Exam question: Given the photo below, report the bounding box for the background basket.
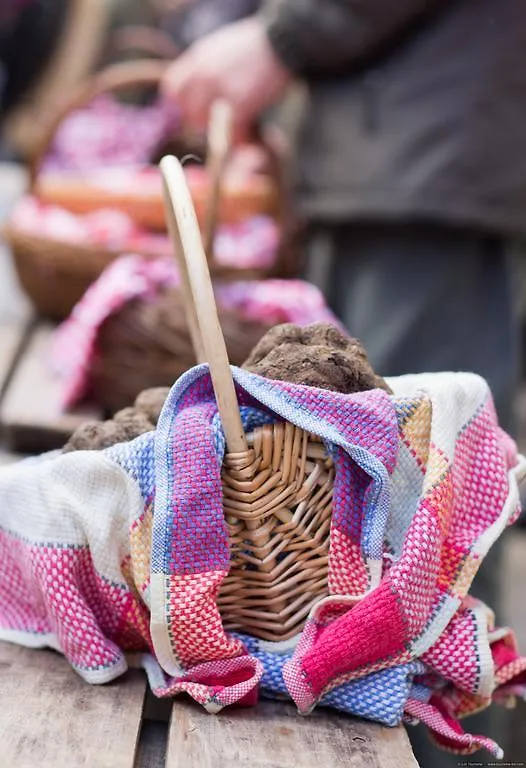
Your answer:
[3,60,293,321]
[90,285,273,414]
[160,155,332,642]
[3,60,166,320]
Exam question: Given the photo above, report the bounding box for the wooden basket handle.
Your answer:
[160,154,248,454]
[28,59,170,190]
[202,100,233,262]
[202,107,298,278]
[257,122,299,279]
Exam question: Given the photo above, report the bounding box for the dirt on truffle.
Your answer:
[133,387,171,425]
[63,388,169,453]
[63,323,390,452]
[242,323,392,394]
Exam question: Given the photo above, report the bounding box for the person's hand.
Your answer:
[161,17,293,141]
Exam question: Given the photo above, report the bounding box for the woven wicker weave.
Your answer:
[1,228,156,321]
[161,155,332,642]
[90,286,272,414]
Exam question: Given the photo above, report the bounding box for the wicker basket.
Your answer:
[3,60,292,321]
[90,286,273,414]
[160,155,332,642]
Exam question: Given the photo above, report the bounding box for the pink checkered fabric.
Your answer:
[10,195,174,255]
[152,653,264,712]
[404,697,504,758]
[280,388,524,712]
[52,255,179,408]
[42,95,180,173]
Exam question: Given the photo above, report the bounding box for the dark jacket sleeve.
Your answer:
[261,0,450,77]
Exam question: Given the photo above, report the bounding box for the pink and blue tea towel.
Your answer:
[0,367,525,758]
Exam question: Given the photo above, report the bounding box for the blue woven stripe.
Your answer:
[238,633,423,725]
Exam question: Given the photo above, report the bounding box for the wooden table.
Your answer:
[0,163,419,767]
[0,642,418,768]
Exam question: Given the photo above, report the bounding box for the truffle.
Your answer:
[242,323,391,394]
[63,323,390,453]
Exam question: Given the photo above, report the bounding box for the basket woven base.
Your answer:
[219,422,333,642]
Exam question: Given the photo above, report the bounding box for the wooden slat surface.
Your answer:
[0,321,102,452]
[0,643,147,768]
[0,318,29,399]
[502,530,526,760]
[0,450,22,465]
[167,698,418,768]
[0,163,31,324]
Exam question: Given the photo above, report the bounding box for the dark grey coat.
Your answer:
[263,0,526,236]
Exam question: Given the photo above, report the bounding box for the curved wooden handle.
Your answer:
[202,100,233,262]
[258,122,299,279]
[160,154,248,454]
[28,59,169,189]
[202,106,297,277]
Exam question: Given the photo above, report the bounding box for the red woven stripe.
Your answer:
[300,581,408,697]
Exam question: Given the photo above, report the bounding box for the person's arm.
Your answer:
[262,0,448,77]
[161,0,450,137]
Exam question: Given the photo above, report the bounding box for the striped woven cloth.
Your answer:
[0,368,525,758]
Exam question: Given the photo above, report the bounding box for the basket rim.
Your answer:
[2,221,279,282]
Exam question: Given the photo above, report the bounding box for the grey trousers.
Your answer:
[303,221,522,767]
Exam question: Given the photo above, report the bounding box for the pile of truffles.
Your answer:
[64,322,390,452]
[63,387,169,452]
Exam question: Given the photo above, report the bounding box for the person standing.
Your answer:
[161,1,526,763]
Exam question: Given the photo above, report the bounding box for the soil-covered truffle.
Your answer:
[63,323,390,452]
[133,387,171,425]
[63,388,166,452]
[242,323,391,394]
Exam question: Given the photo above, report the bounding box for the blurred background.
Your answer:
[0,1,525,766]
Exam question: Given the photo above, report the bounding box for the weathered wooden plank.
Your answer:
[501,530,526,760]
[0,318,30,399]
[134,691,171,768]
[503,530,526,649]
[0,642,147,768]
[0,450,23,466]
[0,163,32,323]
[0,321,102,452]
[167,698,419,768]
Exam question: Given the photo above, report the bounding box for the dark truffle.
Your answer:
[63,393,160,453]
[134,387,171,425]
[242,323,391,394]
[63,323,390,453]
